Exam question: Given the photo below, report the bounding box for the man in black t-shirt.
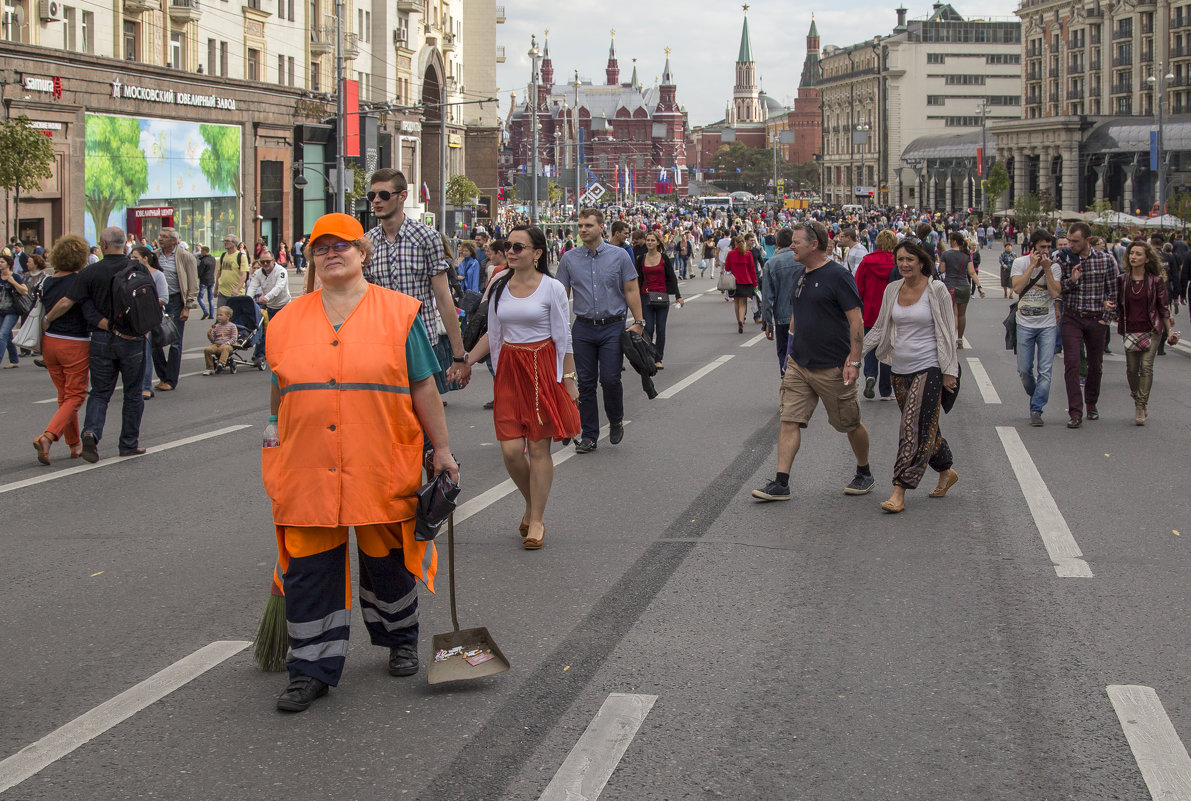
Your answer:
[753,220,875,502]
[42,226,147,462]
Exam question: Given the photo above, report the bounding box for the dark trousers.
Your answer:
[253,303,286,361]
[151,292,185,387]
[572,319,624,441]
[863,325,893,397]
[84,330,146,453]
[774,323,790,375]
[642,303,669,361]
[1061,314,1105,418]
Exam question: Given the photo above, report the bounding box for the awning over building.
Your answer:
[1082,115,1191,154]
[901,130,997,162]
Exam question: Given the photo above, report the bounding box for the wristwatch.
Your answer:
[847,360,862,368]
[452,356,466,363]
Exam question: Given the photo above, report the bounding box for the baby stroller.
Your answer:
[223,296,267,372]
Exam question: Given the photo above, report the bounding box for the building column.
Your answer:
[1061,145,1080,211]
[1123,156,1137,213]
[1038,148,1052,201]
[1093,158,1108,204]
[1014,149,1028,208]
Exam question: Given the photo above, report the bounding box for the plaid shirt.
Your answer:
[364,217,450,344]
[1058,247,1118,321]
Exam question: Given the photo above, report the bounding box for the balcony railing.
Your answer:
[495,4,505,22]
[1172,44,1190,58]
[1112,26,1132,40]
[1049,66,1060,77]
[1067,88,1084,99]
[1090,58,1102,70]
[1113,55,1132,67]
[343,31,359,59]
[395,0,422,11]
[495,44,505,62]
[123,0,159,13]
[310,26,334,55]
[1111,81,1131,94]
[167,0,200,21]
[1069,62,1084,73]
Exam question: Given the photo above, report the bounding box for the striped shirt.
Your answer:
[207,321,239,345]
[364,217,450,345]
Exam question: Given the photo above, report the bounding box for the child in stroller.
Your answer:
[222,296,268,372]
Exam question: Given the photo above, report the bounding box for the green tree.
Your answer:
[199,124,241,197]
[547,180,563,204]
[0,116,56,242]
[345,168,368,209]
[1167,191,1191,225]
[504,185,517,203]
[84,115,148,237]
[445,174,479,207]
[1088,199,1116,239]
[710,142,772,193]
[1014,193,1043,233]
[982,162,1010,216]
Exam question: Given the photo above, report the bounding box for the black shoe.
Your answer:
[1103,349,1113,355]
[609,422,624,445]
[574,438,597,454]
[119,448,147,457]
[863,377,876,399]
[81,432,99,463]
[34,358,46,368]
[844,473,876,495]
[388,644,419,677]
[1086,405,1099,420]
[214,362,224,374]
[276,675,329,712]
[1067,416,1082,429]
[483,400,495,409]
[751,479,791,501]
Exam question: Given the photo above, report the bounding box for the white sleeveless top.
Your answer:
[890,290,938,374]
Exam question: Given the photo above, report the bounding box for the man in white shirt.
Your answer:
[1010,229,1061,427]
[839,227,868,276]
[246,250,291,367]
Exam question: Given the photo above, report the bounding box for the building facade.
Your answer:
[0,0,500,247]
[818,4,1021,208]
[503,34,690,202]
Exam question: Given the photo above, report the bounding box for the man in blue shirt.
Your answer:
[555,209,645,453]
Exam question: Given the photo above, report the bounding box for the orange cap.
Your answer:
[309,213,364,244]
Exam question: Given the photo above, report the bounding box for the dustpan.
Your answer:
[427,514,510,684]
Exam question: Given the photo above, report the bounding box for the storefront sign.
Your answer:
[134,207,175,218]
[399,121,420,134]
[24,76,63,99]
[29,121,62,136]
[110,78,237,110]
[448,133,462,149]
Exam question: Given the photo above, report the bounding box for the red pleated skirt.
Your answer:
[493,339,581,442]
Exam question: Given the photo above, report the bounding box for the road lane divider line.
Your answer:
[0,640,249,795]
[1107,685,1191,800]
[741,332,766,348]
[538,693,657,801]
[454,422,622,525]
[966,357,1002,404]
[656,355,734,399]
[0,425,253,495]
[995,426,1093,578]
[961,336,972,349]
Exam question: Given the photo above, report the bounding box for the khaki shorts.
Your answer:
[779,361,862,432]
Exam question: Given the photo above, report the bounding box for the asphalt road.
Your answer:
[3,251,1191,800]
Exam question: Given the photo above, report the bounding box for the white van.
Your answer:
[701,196,733,209]
[841,204,864,215]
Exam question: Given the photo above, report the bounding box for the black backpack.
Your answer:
[110,262,163,336]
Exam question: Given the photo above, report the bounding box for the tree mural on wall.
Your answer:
[84,116,148,236]
[199,124,241,198]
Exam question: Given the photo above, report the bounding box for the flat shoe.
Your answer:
[880,499,905,513]
[929,469,959,498]
[33,436,52,465]
[523,524,545,550]
[519,520,529,539]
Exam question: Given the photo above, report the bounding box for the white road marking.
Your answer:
[35,369,244,404]
[656,355,734,399]
[1107,685,1191,800]
[538,693,658,801]
[965,357,1002,404]
[961,336,973,349]
[0,425,253,495]
[453,423,622,525]
[1173,340,1191,357]
[995,426,1093,578]
[0,640,249,795]
[741,332,766,348]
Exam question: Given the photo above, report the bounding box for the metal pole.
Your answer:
[980,107,987,214]
[529,36,539,225]
[1158,73,1165,216]
[573,71,581,217]
[334,0,345,214]
[439,96,447,234]
[772,133,777,199]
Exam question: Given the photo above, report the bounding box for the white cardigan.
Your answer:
[861,278,960,378]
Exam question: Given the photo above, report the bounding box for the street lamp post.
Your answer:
[572,70,582,218]
[528,35,542,224]
[334,0,345,213]
[854,123,870,207]
[976,103,989,215]
[1147,63,1175,215]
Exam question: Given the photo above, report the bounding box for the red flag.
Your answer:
[976,147,984,178]
[344,79,360,157]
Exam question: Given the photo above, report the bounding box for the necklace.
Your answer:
[1130,274,1145,295]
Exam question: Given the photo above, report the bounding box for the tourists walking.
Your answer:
[1116,240,1179,425]
[1058,222,1119,428]
[855,229,897,400]
[1011,230,1061,426]
[635,230,684,369]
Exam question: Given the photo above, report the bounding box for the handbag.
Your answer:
[717,269,736,292]
[151,315,180,347]
[644,291,670,308]
[941,362,962,414]
[12,301,43,350]
[1123,332,1152,352]
[12,287,33,318]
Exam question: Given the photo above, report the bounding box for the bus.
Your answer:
[700,196,733,209]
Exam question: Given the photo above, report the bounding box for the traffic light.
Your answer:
[498,187,506,200]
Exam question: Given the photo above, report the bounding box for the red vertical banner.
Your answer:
[976,147,984,178]
[344,79,360,157]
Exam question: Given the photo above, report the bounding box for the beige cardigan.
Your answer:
[861,278,960,377]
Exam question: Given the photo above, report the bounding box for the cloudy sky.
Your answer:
[494,0,1021,127]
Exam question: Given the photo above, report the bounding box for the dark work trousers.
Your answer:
[253,303,287,361]
[774,323,790,376]
[84,330,146,453]
[151,292,186,387]
[572,318,625,442]
[1061,313,1106,419]
[642,303,669,362]
[863,325,893,397]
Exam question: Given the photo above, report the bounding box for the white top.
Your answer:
[845,243,868,276]
[890,290,939,374]
[246,265,292,309]
[487,274,573,379]
[1011,255,1061,329]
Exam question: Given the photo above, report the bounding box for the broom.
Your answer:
[252,573,289,672]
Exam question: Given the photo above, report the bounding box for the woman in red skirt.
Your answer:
[464,225,580,549]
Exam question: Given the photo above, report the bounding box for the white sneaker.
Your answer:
[202,369,214,376]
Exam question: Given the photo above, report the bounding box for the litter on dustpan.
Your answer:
[435,646,493,663]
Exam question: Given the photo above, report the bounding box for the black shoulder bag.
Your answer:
[1003,268,1047,353]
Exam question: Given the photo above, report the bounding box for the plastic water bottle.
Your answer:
[262,415,280,448]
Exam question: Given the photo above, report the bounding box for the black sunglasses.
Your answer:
[367,189,404,202]
[508,242,534,254]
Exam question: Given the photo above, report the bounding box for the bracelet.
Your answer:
[562,371,577,381]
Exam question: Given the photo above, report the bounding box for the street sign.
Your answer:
[579,183,606,206]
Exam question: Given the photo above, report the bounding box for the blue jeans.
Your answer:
[0,312,19,364]
[673,255,689,279]
[642,303,669,361]
[197,283,215,317]
[1016,323,1058,414]
[572,319,624,442]
[142,337,155,393]
[151,293,185,387]
[862,325,892,397]
[84,331,146,453]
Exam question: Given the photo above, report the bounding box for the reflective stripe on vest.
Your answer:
[278,381,412,397]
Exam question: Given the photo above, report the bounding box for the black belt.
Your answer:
[575,313,625,326]
[1067,310,1103,319]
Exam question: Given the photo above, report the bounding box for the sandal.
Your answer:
[929,469,959,498]
[33,435,52,465]
[523,523,545,550]
[69,442,83,459]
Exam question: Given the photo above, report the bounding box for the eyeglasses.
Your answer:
[312,242,355,256]
[367,189,403,202]
[795,274,806,299]
[508,242,532,254]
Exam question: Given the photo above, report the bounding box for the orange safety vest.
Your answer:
[262,284,425,528]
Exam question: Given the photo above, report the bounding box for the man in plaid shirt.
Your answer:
[1057,222,1119,428]
[363,168,471,389]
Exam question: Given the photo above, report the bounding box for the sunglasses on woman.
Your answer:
[508,242,535,254]
[366,189,403,202]
[311,242,355,256]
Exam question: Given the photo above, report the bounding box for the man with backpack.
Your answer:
[42,226,160,461]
